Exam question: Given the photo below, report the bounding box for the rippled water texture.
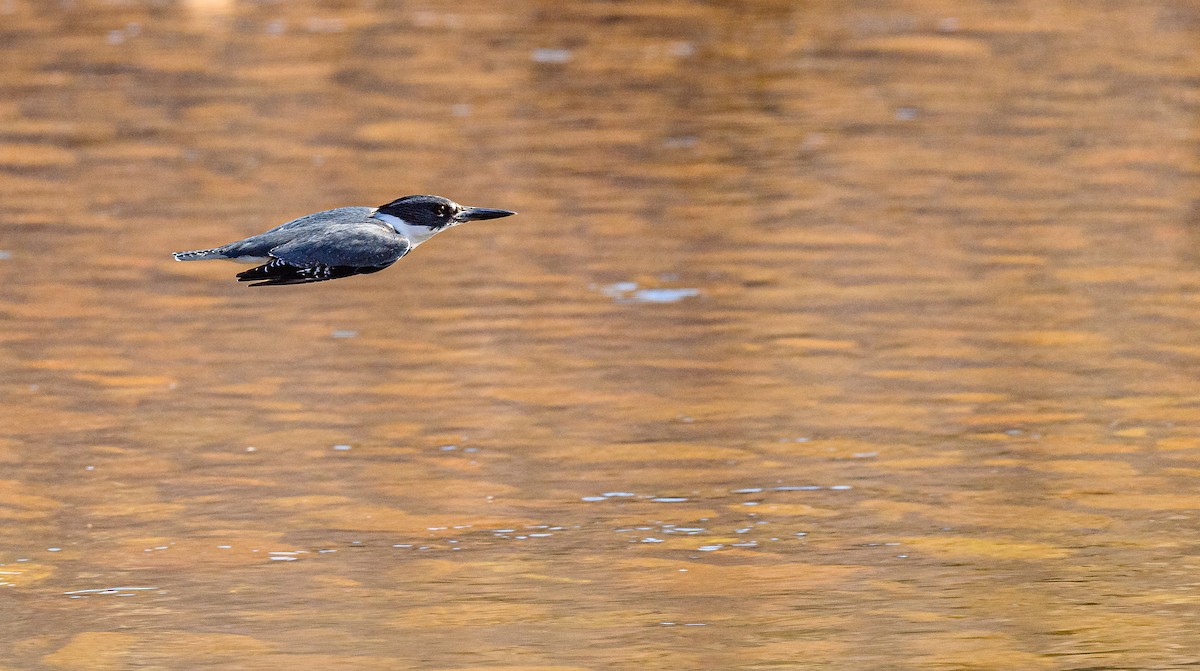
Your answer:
[3,1,1200,669]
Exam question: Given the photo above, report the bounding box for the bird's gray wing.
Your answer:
[236,222,411,287]
[271,223,410,268]
[216,207,376,260]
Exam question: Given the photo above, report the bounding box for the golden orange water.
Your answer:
[2,1,1200,669]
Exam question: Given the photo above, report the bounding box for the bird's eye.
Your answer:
[437,206,449,217]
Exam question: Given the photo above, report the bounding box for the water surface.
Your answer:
[2,1,1200,669]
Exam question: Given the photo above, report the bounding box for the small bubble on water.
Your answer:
[668,41,695,57]
[333,445,352,451]
[598,282,639,300]
[532,48,572,63]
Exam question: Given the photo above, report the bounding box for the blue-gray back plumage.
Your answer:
[173,207,410,286]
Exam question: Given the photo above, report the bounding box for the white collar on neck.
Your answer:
[372,211,437,245]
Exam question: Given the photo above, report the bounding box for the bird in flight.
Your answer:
[173,194,515,286]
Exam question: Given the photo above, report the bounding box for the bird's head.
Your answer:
[372,194,515,244]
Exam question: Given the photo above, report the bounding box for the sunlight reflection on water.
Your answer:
[3,1,1200,669]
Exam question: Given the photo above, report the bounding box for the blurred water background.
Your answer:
[2,1,1200,669]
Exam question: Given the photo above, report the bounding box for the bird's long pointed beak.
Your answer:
[456,206,516,222]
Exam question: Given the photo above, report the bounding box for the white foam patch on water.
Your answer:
[595,282,701,303]
[631,288,700,303]
[532,48,572,63]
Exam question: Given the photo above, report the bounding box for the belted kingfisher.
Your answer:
[172,194,516,286]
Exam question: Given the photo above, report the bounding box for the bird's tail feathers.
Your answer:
[173,247,226,261]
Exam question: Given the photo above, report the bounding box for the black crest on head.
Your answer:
[376,194,458,229]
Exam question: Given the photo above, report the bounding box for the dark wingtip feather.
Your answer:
[235,260,388,286]
[236,260,303,283]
